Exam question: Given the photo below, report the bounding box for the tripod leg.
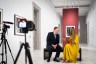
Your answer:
[4,40,7,64]
[25,47,27,64]
[6,40,14,62]
[14,43,24,64]
[0,40,6,64]
[0,40,4,64]
[26,48,33,64]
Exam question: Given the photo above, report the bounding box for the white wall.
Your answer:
[86,0,96,48]
[0,0,60,63]
[34,0,60,50]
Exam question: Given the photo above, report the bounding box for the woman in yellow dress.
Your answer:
[62,28,79,63]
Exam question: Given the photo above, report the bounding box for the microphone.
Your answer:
[3,21,13,24]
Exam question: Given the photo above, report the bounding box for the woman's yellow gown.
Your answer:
[62,35,79,63]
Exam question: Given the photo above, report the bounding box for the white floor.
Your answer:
[32,44,96,64]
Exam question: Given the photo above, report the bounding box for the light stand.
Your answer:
[14,31,33,64]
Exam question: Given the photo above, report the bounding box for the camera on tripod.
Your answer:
[0,21,14,64]
[18,19,35,33]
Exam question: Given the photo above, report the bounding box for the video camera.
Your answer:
[3,21,13,29]
[18,19,35,33]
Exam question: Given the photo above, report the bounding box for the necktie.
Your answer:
[54,34,56,39]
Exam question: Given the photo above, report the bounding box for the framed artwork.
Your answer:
[66,26,75,37]
[0,8,3,32]
[14,14,26,36]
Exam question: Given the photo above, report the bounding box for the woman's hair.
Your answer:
[70,27,75,35]
[70,27,76,41]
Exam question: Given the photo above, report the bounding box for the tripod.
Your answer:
[0,23,14,64]
[14,33,33,64]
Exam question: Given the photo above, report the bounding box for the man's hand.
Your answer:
[55,44,57,47]
[52,44,57,49]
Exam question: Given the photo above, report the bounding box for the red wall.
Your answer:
[62,8,78,46]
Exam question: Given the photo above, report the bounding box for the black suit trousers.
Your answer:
[47,45,62,60]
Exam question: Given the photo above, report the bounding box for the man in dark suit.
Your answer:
[46,27,63,62]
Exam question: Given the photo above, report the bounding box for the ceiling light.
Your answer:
[67,2,75,5]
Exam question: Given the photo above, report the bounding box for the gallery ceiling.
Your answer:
[50,0,92,16]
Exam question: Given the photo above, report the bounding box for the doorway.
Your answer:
[33,2,41,50]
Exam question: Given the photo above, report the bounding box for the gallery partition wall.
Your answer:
[62,8,78,46]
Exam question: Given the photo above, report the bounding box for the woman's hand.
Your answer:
[69,39,76,44]
[68,39,73,44]
[63,38,66,41]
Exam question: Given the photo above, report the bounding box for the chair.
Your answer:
[44,47,82,61]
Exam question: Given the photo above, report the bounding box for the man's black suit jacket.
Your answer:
[46,32,59,47]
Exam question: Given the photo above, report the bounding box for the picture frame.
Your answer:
[14,14,26,36]
[0,8,3,32]
[66,26,75,37]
